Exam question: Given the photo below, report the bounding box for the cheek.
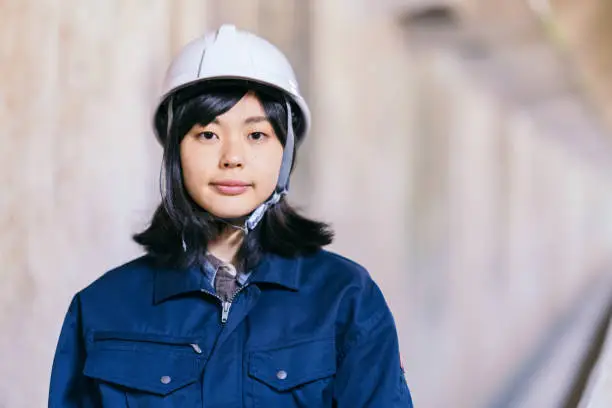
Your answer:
[255,147,284,188]
[180,150,211,194]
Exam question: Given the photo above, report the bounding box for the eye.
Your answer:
[248,132,268,142]
[196,131,218,141]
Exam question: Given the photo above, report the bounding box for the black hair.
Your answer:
[134,80,334,269]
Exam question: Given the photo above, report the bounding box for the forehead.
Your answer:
[217,91,266,122]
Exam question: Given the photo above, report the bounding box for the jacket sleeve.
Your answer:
[48,294,99,408]
[333,280,414,408]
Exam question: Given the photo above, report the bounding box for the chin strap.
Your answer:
[241,100,294,233]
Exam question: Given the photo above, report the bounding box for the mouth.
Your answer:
[210,180,252,196]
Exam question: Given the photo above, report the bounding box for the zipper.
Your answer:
[221,301,232,324]
[220,284,250,324]
[201,284,250,324]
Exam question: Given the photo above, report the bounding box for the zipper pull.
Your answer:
[221,301,231,324]
[190,343,202,354]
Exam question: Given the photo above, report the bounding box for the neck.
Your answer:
[207,226,245,264]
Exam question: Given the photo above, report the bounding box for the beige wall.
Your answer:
[402,4,612,406]
[547,0,612,127]
[0,1,205,406]
[580,315,612,407]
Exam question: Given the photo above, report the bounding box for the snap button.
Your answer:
[160,376,172,384]
[276,370,288,380]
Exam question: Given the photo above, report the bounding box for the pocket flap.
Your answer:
[84,348,204,395]
[248,338,336,392]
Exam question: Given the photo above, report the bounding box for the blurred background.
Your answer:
[2,0,612,407]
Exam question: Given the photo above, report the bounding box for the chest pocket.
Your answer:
[247,337,336,408]
[83,331,206,408]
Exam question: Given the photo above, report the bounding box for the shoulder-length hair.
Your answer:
[134,80,334,269]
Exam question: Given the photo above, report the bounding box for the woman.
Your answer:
[49,24,414,408]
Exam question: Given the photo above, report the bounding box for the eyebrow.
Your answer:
[208,116,269,125]
[244,116,269,125]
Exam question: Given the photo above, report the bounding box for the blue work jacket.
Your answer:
[49,249,414,407]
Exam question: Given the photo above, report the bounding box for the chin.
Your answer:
[204,205,257,220]
[211,211,251,220]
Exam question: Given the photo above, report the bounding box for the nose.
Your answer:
[220,138,244,169]
[222,156,243,169]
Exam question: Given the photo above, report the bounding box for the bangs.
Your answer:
[172,84,247,144]
[158,80,304,149]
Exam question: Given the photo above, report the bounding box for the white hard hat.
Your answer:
[153,24,311,145]
[155,24,309,234]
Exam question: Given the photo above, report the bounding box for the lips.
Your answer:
[210,180,251,196]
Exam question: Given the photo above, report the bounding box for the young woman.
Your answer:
[49,24,414,408]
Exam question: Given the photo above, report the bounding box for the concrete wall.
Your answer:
[547,0,612,128]
[309,1,612,406]
[580,315,612,407]
[0,1,204,406]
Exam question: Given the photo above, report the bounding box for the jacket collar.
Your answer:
[248,253,300,290]
[154,253,300,304]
